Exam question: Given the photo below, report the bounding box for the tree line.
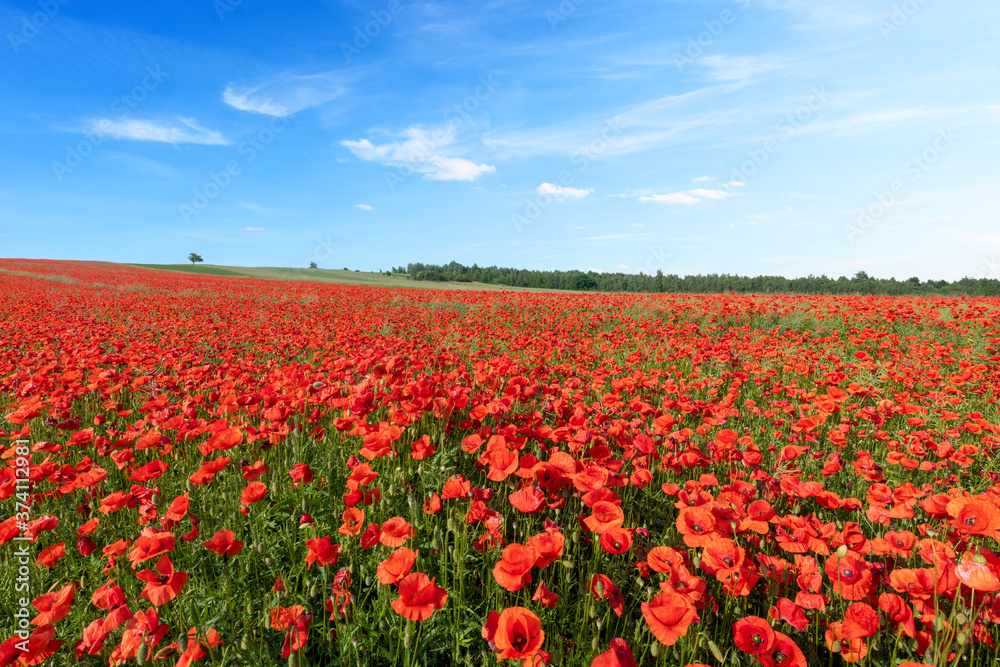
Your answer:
[389,262,1000,296]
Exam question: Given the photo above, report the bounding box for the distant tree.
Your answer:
[189,253,203,265]
[309,261,318,269]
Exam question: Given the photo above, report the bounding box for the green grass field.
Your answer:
[124,263,558,292]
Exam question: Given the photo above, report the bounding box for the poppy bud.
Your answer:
[595,617,603,630]
[447,518,457,534]
[309,582,319,597]
[831,641,841,653]
[957,632,967,646]
[137,643,148,665]
[955,612,968,625]
[650,643,660,657]
[178,635,189,652]
[561,560,574,570]
[154,647,175,659]
[265,557,274,566]
[301,498,308,513]
[933,617,944,632]
[708,640,724,662]
[287,652,298,667]
[835,544,848,558]
[591,637,599,650]
[404,626,413,650]
[240,634,250,651]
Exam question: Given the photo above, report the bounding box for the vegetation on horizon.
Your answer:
[398,261,1000,296]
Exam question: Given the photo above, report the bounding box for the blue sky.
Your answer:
[1,0,998,281]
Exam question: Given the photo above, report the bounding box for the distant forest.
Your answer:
[390,261,1000,296]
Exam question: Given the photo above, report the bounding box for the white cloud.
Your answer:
[355,204,374,211]
[242,226,264,231]
[725,181,746,187]
[692,176,713,183]
[341,125,495,182]
[536,182,593,200]
[88,117,226,145]
[223,72,345,117]
[639,193,701,205]
[699,55,786,82]
[689,188,737,200]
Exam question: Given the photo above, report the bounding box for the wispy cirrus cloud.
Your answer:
[86,117,227,145]
[223,72,346,117]
[341,125,495,182]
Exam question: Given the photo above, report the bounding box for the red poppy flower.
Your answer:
[641,591,699,646]
[92,580,128,610]
[242,459,269,482]
[824,551,872,600]
[532,581,559,609]
[526,531,564,569]
[30,583,75,625]
[188,456,230,486]
[509,485,546,514]
[840,602,879,640]
[305,535,342,569]
[390,572,448,621]
[488,607,545,663]
[583,501,625,534]
[360,523,381,549]
[289,463,314,486]
[136,555,188,606]
[423,492,442,514]
[599,526,633,555]
[37,542,66,568]
[203,529,244,556]
[377,548,418,585]
[111,608,170,665]
[128,529,175,567]
[733,616,774,655]
[163,492,190,526]
[591,638,637,667]
[240,481,268,505]
[493,543,537,592]
[129,459,168,482]
[339,507,365,537]
[759,631,806,667]
[676,506,718,547]
[379,517,415,547]
[410,434,436,460]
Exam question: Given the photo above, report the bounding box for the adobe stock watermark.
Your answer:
[512,115,624,233]
[214,0,243,21]
[643,246,673,276]
[179,116,288,223]
[7,0,69,53]
[671,0,750,71]
[11,439,32,653]
[296,234,338,271]
[723,85,832,193]
[844,126,958,244]
[52,65,168,183]
[341,0,406,63]
[878,0,931,39]
[384,74,499,192]
[545,0,588,30]
[976,255,999,280]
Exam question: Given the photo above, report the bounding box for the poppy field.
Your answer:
[3,258,1000,667]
